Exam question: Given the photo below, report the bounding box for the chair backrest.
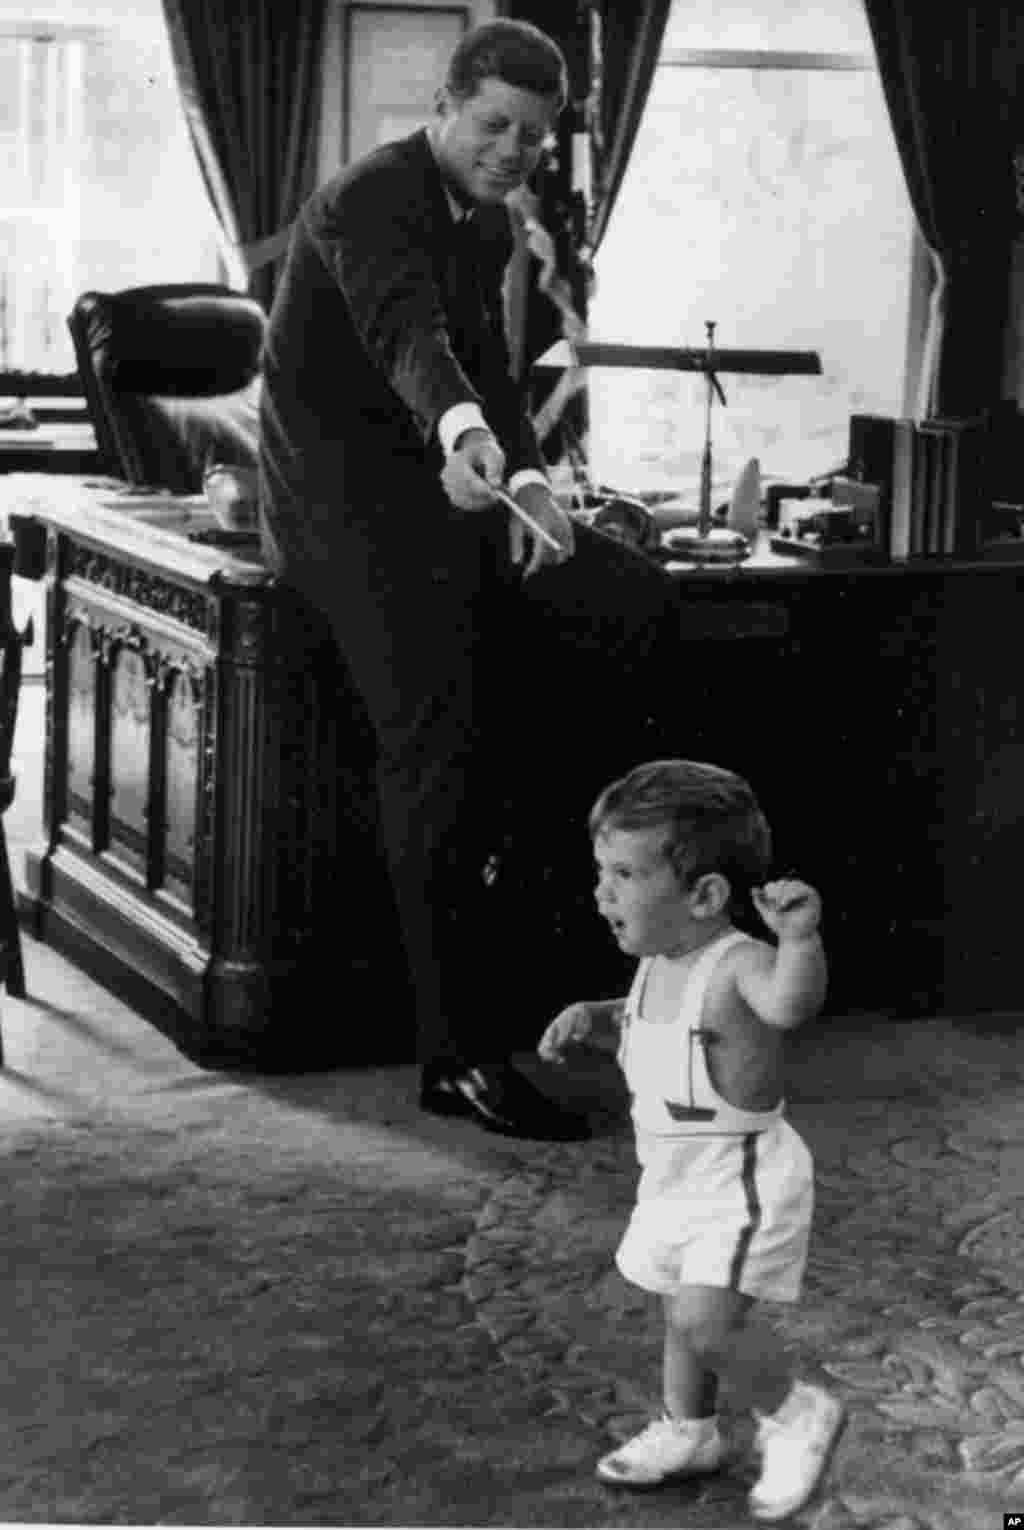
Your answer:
[67,283,267,494]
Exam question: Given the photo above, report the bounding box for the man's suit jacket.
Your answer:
[258,127,545,576]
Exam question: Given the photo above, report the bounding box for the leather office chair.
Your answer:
[67,283,266,493]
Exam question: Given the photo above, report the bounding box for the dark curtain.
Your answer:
[498,0,671,466]
[583,0,672,256]
[161,0,328,311]
[498,0,590,375]
[498,0,673,284]
[865,2,1022,417]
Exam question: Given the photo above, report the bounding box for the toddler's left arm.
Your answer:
[735,879,827,1029]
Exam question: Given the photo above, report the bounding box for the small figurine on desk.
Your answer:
[727,456,762,538]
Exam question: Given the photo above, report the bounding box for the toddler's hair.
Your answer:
[589,760,773,900]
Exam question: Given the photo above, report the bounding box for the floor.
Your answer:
[3,661,1024,1528]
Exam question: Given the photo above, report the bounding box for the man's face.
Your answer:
[593,825,699,958]
[434,77,558,205]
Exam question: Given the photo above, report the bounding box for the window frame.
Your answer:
[342,3,469,167]
[655,41,925,418]
[0,14,221,393]
[661,48,875,71]
[0,23,89,389]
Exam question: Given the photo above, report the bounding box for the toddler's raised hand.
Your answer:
[752,879,822,943]
[537,1002,592,1065]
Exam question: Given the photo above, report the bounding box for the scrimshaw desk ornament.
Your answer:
[575,324,822,565]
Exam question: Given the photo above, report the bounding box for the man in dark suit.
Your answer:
[259,19,679,1138]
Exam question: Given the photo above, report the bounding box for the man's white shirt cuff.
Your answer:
[508,469,550,495]
[438,406,550,496]
[439,402,489,457]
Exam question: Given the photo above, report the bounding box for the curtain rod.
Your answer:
[661,49,874,72]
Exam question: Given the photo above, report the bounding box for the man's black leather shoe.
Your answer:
[420,1061,590,1141]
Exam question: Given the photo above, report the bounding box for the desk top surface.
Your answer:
[0,474,269,588]
[0,424,95,449]
[3,472,1023,588]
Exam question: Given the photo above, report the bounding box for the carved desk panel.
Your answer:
[9,475,1024,1057]
[5,477,408,1067]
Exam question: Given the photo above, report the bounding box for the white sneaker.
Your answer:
[596,1414,726,1486]
[749,1381,846,1521]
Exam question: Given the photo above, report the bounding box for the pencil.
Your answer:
[489,483,564,553]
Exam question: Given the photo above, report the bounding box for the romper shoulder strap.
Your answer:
[617,958,650,1067]
[678,929,752,1031]
[624,957,651,1019]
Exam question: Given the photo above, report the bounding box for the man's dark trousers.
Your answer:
[287,499,681,1067]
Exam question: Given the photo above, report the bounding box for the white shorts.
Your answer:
[615,1118,813,1303]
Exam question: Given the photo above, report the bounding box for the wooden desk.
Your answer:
[7,474,1024,1066]
[6,475,407,1068]
[657,537,1024,1020]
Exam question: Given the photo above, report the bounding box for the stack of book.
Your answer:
[848,413,989,560]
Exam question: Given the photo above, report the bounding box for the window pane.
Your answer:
[666,0,872,54]
[76,28,220,292]
[0,3,221,375]
[587,62,912,494]
[347,7,467,162]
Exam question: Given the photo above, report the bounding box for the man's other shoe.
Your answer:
[749,1381,846,1521]
[419,1061,590,1140]
[596,1415,726,1487]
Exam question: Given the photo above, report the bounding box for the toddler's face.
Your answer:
[593,825,698,957]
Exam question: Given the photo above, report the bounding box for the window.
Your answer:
[0,2,222,378]
[345,6,468,165]
[586,0,915,497]
[317,0,489,185]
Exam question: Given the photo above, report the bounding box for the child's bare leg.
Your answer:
[596,1284,745,1486]
[662,1285,752,1419]
[716,1315,796,1417]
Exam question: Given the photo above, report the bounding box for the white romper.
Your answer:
[614,929,814,1302]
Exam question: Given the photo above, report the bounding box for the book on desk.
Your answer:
[848,412,988,561]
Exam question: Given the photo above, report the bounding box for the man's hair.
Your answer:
[445,20,568,110]
[589,760,773,898]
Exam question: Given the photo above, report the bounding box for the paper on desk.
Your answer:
[0,432,57,449]
[97,494,208,521]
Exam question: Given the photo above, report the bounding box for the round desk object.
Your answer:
[591,494,660,553]
[661,525,752,565]
[203,464,258,531]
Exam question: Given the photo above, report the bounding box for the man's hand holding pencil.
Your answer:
[441,427,574,575]
[499,479,574,575]
[441,428,507,509]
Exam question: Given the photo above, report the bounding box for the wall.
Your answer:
[316,0,497,186]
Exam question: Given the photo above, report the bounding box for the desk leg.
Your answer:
[203,584,277,1059]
